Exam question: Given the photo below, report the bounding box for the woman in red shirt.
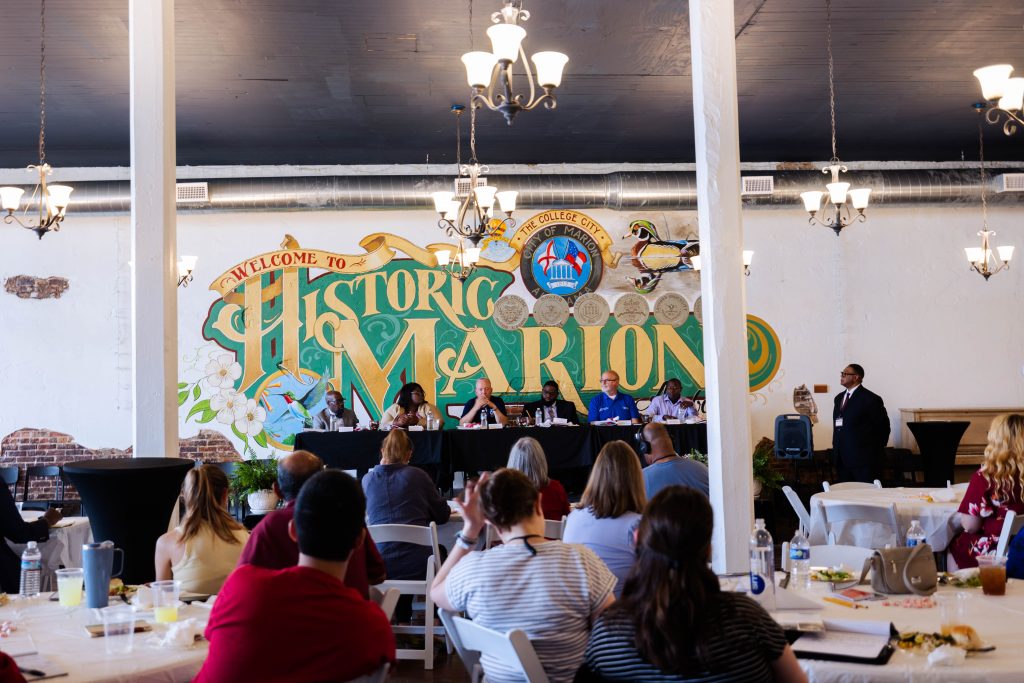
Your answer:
[507,436,570,521]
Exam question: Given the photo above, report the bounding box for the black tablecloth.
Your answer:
[294,430,443,476]
[590,423,709,457]
[444,426,593,473]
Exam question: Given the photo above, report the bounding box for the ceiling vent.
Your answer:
[454,176,487,198]
[994,173,1024,192]
[741,176,774,195]
[176,182,209,203]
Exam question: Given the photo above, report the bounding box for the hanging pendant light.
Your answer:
[965,122,1014,280]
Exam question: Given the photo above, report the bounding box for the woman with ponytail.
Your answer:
[581,486,806,682]
[155,464,250,594]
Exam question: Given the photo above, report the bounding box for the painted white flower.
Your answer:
[210,389,246,425]
[234,398,267,437]
[205,353,242,389]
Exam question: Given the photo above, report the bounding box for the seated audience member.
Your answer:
[950,413,1024,567]
[0,482,60,593]
[239,450,385,598]
[563,440,645,596]
[363,430,450,613]
[524,380,580,424]
[581,486,807,683]
[507,437,570,521]
[588,370,640,424]
[312,390,357,429]
[196,470,395,683]
[155,464,248,594]
[640,422,710,499]
[459,378,509,426]
[432,469,616,683]
[645,378,697,421]
[380,382,444,429]
[1008,526,1024,580]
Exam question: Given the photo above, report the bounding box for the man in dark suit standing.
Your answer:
[833,363,890,483]
[524,381,580,424]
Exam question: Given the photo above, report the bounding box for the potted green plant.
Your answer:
[229,456,280,513]
[752,437,783,497]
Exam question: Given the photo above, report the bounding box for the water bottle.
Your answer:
[749,519,776,610]
[789,527,811,591]
[425,413,435,431]
[535,408,543,426]
[480,407,489,429]
[328,415,338,431]
[906,519,926,547]
[20,541,42,598]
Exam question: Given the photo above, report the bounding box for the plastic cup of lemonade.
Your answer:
[101,605,137,654]
[936,592,967,635]
[55,568,84,607]
[976,554,1008,596]
[150,579,181,623]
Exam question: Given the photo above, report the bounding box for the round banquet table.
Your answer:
[8,513,92,592]
[808,486,966,550]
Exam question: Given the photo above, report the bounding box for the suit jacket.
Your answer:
[0,483,50,593]
[832,386,890,470]
[523,399,580,424]
[313,407,357,429]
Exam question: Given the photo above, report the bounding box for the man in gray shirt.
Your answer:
[639,422,709,499]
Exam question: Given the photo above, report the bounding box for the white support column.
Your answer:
[689,0,755,572]
[129,0,178,458]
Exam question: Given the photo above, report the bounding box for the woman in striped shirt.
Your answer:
[581,486,807,682]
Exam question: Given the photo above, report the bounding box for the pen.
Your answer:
[822,596,867,609]
[18,667,45,677]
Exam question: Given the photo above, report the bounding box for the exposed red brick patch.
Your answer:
[3,275,70,299]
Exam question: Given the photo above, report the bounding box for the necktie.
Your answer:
[840,391,851,412]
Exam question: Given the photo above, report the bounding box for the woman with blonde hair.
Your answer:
[950,413,1024,567]
[155,464,249,594]
[507,436,570,521]
[563,440,645,596]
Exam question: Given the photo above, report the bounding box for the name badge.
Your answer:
[834,418,843,428]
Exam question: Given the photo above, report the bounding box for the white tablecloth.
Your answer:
[4,595,209,682]
[809,488,964,550]
[792,580,1024,682]
[8,514,93,592]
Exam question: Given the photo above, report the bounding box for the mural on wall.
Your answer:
[180,211,781,451]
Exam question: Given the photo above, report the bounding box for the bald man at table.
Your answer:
[0,482,61,592]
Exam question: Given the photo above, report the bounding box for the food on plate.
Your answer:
[945,625,983,650]
[810,567,852,582]
[938,571,982,588]
[0,593,7,607]
[109,578,125,596]
[896,631,955,651]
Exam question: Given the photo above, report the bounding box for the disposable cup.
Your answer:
[55,568,84,608]
[101,605,136,654]
[977,554,1007,596]
[936,592,967,634]
[150,579,181,623]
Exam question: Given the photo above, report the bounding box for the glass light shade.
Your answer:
[997,245,1015,262]
[462,52,498,88]
[432,191,455,213]
[532,52,569,87]
[800,190,824,213]
[465,247,481,264]
[496,190,518,213]
[444,200,461,222]
[743,250,754,267]
[974,64,1014,101]
[848,188,872,210]
[690,255,701,271]
[0,186,25,211]
[998,77,1024,111]
[826,182,850,204]
[435,250,451,266]
[177,255,198,278]
[46,184,73,210]
[486,24,526,63]
[474,185,498,210]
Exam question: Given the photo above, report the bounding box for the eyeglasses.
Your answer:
[600,378,618,383]
[840,372,857,376]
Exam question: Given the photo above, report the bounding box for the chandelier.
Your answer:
[430,104,517,283]
[0,0,73,240]
[691,251,754,277]
[973,64,1024,136]
[177,255,198,288]
[461,0,568,125]
[965,123,1014,280]
[798,0,871,236]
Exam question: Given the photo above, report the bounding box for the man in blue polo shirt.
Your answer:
[587,370,641,424]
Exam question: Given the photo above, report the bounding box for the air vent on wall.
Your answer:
[454,176,486,198]
[176,182,209,203]
[741,176,774,195]
[994,173,1024,192]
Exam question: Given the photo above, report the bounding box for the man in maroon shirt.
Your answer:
[238,449,386,597]
[196,470,396,683]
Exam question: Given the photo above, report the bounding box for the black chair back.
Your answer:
[23,465,63,511]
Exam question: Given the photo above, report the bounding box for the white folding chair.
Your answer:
[781,486,811,533]
[996,510,1024,557]
[369,585,402,622]
[368,522,443,669]
[822,480,882,492]
[781,542,873,573]
[440,609,550,683]
[818,500,902,547]
[543,515,567,540]
[344,662,390,683]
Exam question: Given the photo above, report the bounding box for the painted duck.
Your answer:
[624,220,699,270]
